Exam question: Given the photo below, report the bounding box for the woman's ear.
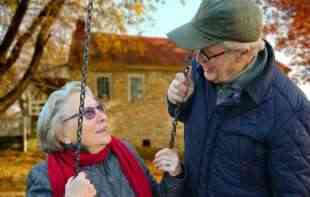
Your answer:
[55,116,69,144]
[57,127,72,145]
[63,137,72,145]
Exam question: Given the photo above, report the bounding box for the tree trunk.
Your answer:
[0,32,48,113]
[0,0,66,114]
[0,0,65,78]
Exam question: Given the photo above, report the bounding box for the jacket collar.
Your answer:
[244,41,275,104]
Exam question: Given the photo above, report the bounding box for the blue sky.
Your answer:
[130,1,201,37]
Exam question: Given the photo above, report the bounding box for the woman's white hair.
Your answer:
[37,81,91,153]
[223,38,266,55]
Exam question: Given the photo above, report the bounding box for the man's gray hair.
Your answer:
[37,81,91,153]
[223,38,266,54]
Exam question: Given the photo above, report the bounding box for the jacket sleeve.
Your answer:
[143,162,185,197]
[26,164,52,197]
[123,141,185,197]
[267,103,310,197]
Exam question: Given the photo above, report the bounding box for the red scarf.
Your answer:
[48,137,152,197]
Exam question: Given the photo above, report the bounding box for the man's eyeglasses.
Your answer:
[63,103,105,122]
[196,49,226,65]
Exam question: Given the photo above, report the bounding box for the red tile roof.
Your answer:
[69,20,189,69]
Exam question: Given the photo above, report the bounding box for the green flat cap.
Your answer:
[167,0,263,50]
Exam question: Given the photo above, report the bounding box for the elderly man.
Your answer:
[166,0,310,196]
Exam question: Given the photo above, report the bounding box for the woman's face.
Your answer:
[59,92,111,153]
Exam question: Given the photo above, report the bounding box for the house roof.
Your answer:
[69,20,189,71]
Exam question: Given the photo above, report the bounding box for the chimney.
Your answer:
[68,19,86,68]
[74,19,86,41]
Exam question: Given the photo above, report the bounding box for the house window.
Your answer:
[97,74,111,99]
[128,74,144,102]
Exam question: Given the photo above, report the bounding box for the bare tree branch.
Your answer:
[0,0,29,64]
[0,31,49,113]
[0,0,65,78]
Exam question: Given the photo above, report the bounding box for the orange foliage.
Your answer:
[132,2,144,16]
[263,0,310,66]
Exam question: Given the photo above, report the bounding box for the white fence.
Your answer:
[28,100,46,116]
[0,116,31,152]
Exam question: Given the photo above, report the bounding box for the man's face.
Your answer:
[196,44,248,83]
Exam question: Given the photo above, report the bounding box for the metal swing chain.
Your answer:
[165,59,191,180]
[168,58,192,149]
[76,0,94,174]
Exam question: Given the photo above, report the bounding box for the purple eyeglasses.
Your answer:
[63,103,105,122]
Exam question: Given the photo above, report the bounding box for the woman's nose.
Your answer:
[96,110,107,122]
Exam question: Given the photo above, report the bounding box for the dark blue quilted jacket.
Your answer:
[168,41,310,197]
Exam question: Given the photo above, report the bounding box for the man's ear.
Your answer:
[240,48,250,56]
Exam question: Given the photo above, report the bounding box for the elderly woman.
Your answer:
[27,81,184,197]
